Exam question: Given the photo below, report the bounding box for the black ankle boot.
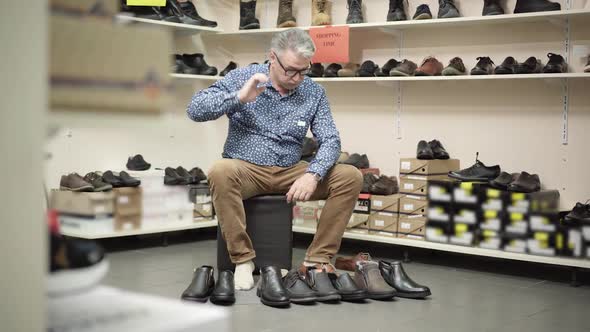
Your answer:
[177,0,218,27]
[387,0,407,21]
[240,0,260,30]
[482,0,504,16]
[346,0,363,24]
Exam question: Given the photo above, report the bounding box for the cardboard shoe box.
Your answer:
[453,207,479,225]
[115,214,141,231]
[189,184,211,204]
[370,194,403,213]
[369,212,398,233]
[527,232,557,257]
[450,223,476,246]
[426,226,449,243]
[348,213,370,229]
[399,195,428,215]
[480,210,504,231]
[397,215,426,240]
[400,158,460,175]
[50,15,171,113]
[114,188,142,216]
[50,190,115,217]
[427,179,455,203]
[529,214,558,233]
[427,204,452,223]
[478,230,502,250]
[354,194,371,214]
[504,212,528,235]
[400,175,449,196]
[194,203,214,220]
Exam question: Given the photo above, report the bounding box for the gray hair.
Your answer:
[270,28,316,59]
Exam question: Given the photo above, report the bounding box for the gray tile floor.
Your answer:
[101,231,590,332]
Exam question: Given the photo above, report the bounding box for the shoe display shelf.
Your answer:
[292,225,590,270]
[215,9,590,37]
[115,14,223,35]
[61,218,217,240]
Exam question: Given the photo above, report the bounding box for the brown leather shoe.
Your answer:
[354,261,396,300]
[335,252,372,272]
[416,56,443,76]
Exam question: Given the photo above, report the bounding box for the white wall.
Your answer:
[47,0,590,210]
[0,1,47,331]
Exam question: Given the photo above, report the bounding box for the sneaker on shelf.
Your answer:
[176,166,197,185]
[357,60,378,77]
[514,0,560,13]
[515,56,543,74]
[83,172,113,192]
[118,171,141,187]
[47,210,109,296]
[543,53,567,73]
[167,0,217,27]
[387,0,407,21]
[390,59,418,76]
[312,0,332,26]
[448,152,501,182]
[220,61,238,77]
[346,0,364,24]
[507,171,541,193]
[494,56,517,75]
[126,154,151,171]
[413,4,432,20]
[442,57,466,76]
[438,0,460,18]
[415,56,443,76]
[101,171,124,188]
[324,63,343,77]
[60,173,94,192]
[470,56,495,75]
[483,0,504,16]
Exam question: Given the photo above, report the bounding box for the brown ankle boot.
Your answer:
[312,0,331,26]
[277,0,296,28]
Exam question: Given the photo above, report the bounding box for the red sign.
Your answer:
[309,26,350,63]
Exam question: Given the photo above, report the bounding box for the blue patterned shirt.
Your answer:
[187,64,341,178]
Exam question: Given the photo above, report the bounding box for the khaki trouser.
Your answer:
[208,158,363,264]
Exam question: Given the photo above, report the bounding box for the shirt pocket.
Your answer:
[284,118,309,141]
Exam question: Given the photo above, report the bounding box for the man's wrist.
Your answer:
[306,172,322,182]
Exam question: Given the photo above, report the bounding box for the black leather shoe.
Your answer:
[282,270,317,304]
[514,0,560,13]
[543,53,567,73]
[379,260,431,299]
[324,63,343,77]
[127,154,151,171]
[152,4,182,22]
[515,57,543,74]
[178,0,218,27]
[302,267,341,302]
[176,166,199,184]
[101,171,124,188]
[489,172,518,190]
[357,60,378,77]
[182,53,218,76]
[428,139,449,159]
[181,265,215,302]
[189,167,207,183]
[240,0,260,30]
[417,140,434,160]
[118,171,141,187]
[257,266,290,307]
[380,59,401,76]
[340,153,370,169]
[220,61,238,76]
[210,270,235,305]
[483,0,504,15]
[165,167,189,185]
[448,153,501,182]
[507,171,541,193]
[564,202,590,225]
[306,63,324,78]
[329,273,367,301]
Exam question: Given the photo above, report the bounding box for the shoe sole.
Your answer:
[442,68,464,76]
[289,296,317,304]
[278,21,297,28]
[448,173,494,182]
[256,289,290,307]
[315,294,341,302]
[209,295,236,305]
[340,292,368,301]
[413,13,432,20]
[181,295,209,303]
[396,290,431,299]
[240,23,260,30]
[439,11,460,19]
[127,165,150,171]
[47,259,109,296]
[93,185,113,192]
[60,185,94,192]
[390,69,412,76]
[495,68,514,75]
[471,69,490,75]
[483,11,504,16]
[368,291,397,300]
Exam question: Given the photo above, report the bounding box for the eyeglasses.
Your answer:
[273,52,311,78]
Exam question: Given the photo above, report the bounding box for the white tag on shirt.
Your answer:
[297,121,306,127]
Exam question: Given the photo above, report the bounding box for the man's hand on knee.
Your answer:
[286,173,318,203]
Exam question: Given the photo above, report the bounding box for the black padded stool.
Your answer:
[217,195,293,272]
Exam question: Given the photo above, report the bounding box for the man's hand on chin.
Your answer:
[286,173,318,203]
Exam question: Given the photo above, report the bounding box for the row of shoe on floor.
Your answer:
[181,253,430,307]
[59,155,207,191]
[241,0,566,31]
[306,53,574,79]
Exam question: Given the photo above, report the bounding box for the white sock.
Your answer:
[234,260,255,291]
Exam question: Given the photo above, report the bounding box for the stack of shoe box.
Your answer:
[292,200,323,230]
[348,194,371,234]
[368,194,403,238]
[113,187,143,231]
[49,0,171,113]
[50,190,116,234]
[189,184,215,222]
[127,171,194,228]
[400,158,460,242]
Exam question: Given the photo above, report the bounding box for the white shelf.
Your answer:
[292,225,590,269]
[216,9,590,37]
[171,73,590,83]
[115,14,223,35]
[62,219,218,239]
